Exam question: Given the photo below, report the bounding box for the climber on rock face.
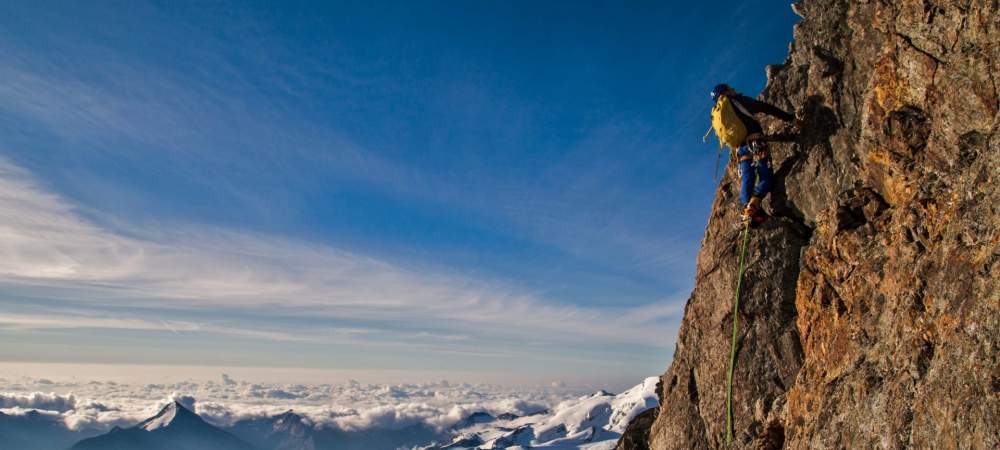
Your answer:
[708,83,799,228]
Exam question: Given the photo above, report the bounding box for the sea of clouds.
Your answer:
[0,374,590,434]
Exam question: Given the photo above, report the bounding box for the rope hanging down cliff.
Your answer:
[707,82,799,446]
[726,220,751,446]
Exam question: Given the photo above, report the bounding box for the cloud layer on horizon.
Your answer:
[0,375,584,433]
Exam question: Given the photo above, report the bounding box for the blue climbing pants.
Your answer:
[737,145,773,206]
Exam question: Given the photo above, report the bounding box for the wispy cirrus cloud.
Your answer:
[0,1,806,383]
[0,11,702,290]
[0,156,681,358]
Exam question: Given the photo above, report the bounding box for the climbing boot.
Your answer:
[742,196,768,228]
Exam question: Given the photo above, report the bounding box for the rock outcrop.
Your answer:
[630,1,999,449]
[615,406,659,450]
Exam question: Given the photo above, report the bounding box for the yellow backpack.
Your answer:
[709,95,748,150]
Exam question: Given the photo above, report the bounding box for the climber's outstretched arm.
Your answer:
[738,96,795,122]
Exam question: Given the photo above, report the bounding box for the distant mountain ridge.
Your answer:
[421,376,659,449]
[228,410,320,450]
[0,410,99,450]
[3,378,658,450]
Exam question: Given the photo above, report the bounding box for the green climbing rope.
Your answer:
[726,220,751,446]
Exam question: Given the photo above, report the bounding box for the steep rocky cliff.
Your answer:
[630,1,999,448]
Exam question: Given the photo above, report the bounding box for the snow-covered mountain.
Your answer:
[222,377,658,450]
[70,400,252,450]
[21,377,658,450]
[421,376,659,449]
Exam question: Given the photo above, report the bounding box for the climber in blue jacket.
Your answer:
[710,84,799,227]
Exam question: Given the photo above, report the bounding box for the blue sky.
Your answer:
[0,0,797,387]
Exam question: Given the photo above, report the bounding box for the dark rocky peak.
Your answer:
[466,411,494,421]
[452,411,495,429]
[440,433,483,449]
[274,409,304,425]
[71,400,252,450]
[271,409,314,436]
[496,412,519,421]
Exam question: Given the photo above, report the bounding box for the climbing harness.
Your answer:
[726,219,751,446]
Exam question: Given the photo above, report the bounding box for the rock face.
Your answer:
[636,1,999,449]
[615,406,659,450]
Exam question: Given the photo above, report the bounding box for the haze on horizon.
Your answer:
[0,0,798,387]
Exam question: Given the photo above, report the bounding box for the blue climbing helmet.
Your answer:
[710,84,732,101]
